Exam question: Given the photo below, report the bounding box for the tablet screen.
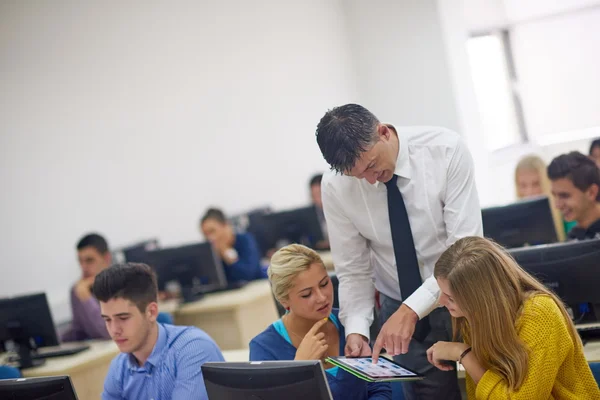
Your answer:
[333,357,419,379]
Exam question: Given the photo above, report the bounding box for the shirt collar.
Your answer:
[393,127,411,180]
[127,323,167,371]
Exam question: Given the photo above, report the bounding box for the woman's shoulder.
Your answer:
[250,323,280,346]
[517,294,567,334]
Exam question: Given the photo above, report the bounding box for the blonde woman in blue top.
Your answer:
[250,244,391,400]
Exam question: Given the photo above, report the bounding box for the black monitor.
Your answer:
[230,207,273,256]
[145,242,227,297]
[113,239,160,263]
[0,376,78,399]
[201,360,332,400]
[509,238,600,306]
[261,206,324,251]
[0,293,59,368]
[482,196,558,248]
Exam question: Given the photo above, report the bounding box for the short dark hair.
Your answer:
[77,233,109,254]
[547,151,600,201]
[316,104,380,173]
[590,138,600,156]
[201,207,227,225]
[309,173,323,188]
[92,263,158,313]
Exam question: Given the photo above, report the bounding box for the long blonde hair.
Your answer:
[515,154,566,241]
[434,236,580,392]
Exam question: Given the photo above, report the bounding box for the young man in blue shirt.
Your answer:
[93,263,224,400]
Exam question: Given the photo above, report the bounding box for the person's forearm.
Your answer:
[461,351,486,384]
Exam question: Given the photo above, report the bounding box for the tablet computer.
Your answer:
[326,356,424,382]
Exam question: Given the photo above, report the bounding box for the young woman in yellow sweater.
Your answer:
[426,236,600,399]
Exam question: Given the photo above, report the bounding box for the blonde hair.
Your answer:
[515,154,566,241]
[434,236,580,392]
[268,244,325,303]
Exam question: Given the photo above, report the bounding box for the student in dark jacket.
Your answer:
[200,208,265,283]
[250,244,391,400]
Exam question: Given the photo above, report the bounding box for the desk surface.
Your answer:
[176,280,273,314]
[20,341,119,377]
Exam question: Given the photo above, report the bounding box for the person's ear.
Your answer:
[586,183,599,202]
[279,298,290,311]
[147,302,159,322]
[377,123,386,139]
[103,252,112,266]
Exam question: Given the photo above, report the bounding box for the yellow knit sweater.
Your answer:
[465,295,600,399]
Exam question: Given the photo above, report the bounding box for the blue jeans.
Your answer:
[379,293,461,400]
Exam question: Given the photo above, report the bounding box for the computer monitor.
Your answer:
[230,207,273,256]
[0,293,59,368]
[0,376,78,399]
[509,238,600,306]
[201,360,333,400]
[260,206,324,251]
[482,196,558,248]
[113,239,160,264]
[145,242,227,297]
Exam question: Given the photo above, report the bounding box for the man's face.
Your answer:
[311,183,323,209]
[77,247,111,279]
[347,125,397,184]
[100,298,155,354]
[551,178,597,222]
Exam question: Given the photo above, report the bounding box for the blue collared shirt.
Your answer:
[102,323,224,400]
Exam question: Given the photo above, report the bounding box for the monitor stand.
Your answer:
[8,324,46,369]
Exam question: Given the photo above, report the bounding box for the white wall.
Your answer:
[439,0,600,207]
[0,0,359,322]
[343,0,460,131]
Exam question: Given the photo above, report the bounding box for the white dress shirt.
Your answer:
[321,126,482,340]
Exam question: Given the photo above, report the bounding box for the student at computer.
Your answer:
[62,233,111,342]
[94,263,224,400]
[514,154,573,239]
[250,244,392,400]
[309,173,330,250]
[547,151,600,240]
[200,208,265,282]
[590,138,600,168]
[426,236,600,399]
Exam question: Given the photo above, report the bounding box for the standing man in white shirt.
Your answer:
[316,104,482,400]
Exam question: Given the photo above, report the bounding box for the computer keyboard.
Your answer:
[576,322,600,341]
[8,343,90,362]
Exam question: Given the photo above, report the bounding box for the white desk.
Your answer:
[222,348,250,362]
[174,280,279,350]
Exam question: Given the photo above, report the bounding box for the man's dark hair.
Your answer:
[316,104,380,173]
[77,233,109,254]
[590,138,600,156]
[309,173,323,188]
[92,263,158,313]
[547,151,600,201]
[201,207,227,225]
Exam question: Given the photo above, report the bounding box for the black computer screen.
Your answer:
[482,196,557,248]
[202,360,332,400]
[145,242,227,293]
[509,238,600,304]
[0,292,59,350]
[0,376,78,400]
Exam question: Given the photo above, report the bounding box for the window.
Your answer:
[466,31,527,151]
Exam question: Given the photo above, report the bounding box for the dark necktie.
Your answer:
[385,174,430,342]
